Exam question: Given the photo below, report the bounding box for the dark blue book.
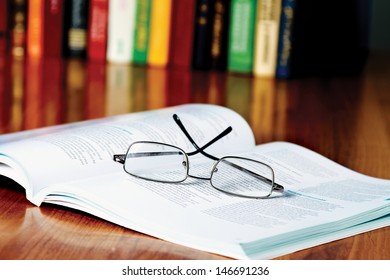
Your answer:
[276,0,371,79]
[276,0,296,79]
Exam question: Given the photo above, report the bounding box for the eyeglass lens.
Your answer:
[124,142,188,183]
[211,157,274,198]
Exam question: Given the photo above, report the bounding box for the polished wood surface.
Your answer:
[0,52,389,259]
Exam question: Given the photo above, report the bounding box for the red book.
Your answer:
[169,0,196,68]
[43,0,64,57]
[87,0,108,61]
[0,0,8,55]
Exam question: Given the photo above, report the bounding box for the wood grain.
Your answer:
[0,52,389,259]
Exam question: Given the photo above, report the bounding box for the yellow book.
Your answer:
[147,0,172,67]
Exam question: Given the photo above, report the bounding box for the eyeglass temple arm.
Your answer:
[113,154,126,164]
[113,151,182,164]
[173,114,232,161]
[113,114,231,164]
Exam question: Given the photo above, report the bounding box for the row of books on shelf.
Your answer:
[1,0,370,78]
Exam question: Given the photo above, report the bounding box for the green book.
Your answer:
[228,0,257,73]
[132,0,152,64]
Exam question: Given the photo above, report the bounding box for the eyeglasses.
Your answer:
[113,114,284,199]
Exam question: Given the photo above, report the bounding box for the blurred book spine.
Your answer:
[27,0,64,58]
[87,0,108,62]
[63,0,89,58]
[227,0,257,73]
[148,0,173,67]
[210,0,231,70]
[43,0,64,58]
[192,0,215,70]
[27,0,44,57]
[253,0,282,77]
[276,0,295,78]
[169,0,196,69]
[9,0,27,58]
[133,0,151,65]
[106,0,136,64]
[276,0,371,79]
[0,0,9,56]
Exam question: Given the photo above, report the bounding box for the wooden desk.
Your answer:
[0,52,389,259]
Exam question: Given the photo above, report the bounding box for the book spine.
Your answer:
[253,0,282,77]
[169,0,196,69]
[275,0,295,78]
[43,0,64,58]
[132,0,152,65]
[63,0,89,58]
[355,0,371,71]
[9,0,27,58]
[228,0,257,74]
[27,0,44,57]
[192,0,215,70]
[87,0,108,61]
[106,0,136,64]
[210,0,231,71]
[148,0,173,67]
[0,0,8,55]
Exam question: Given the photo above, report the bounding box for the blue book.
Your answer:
[276,0,296,79]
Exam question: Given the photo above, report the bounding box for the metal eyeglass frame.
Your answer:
[113,114,284,198]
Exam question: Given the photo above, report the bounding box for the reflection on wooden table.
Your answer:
[0,52,390,259]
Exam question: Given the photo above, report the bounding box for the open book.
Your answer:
[1,104,390,259]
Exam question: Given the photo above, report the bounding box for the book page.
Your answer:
[0,104,255,203]
[46,142,390,259]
